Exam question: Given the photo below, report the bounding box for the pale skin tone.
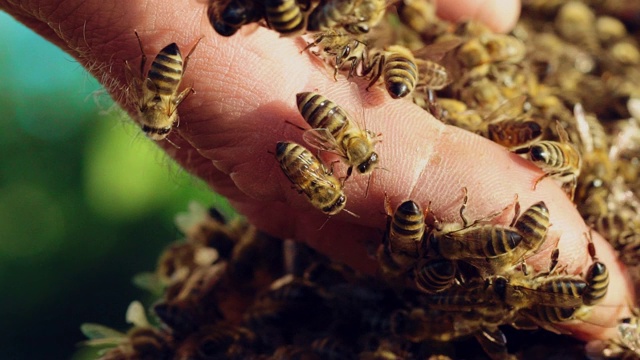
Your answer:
[1,0,634,342]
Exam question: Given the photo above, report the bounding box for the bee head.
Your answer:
[324,194,347,215]
[358,152,379,174]
[142,125,172,140]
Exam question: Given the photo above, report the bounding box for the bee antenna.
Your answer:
[317,216,331,231]
[364,173,374,198]
[343,208,360,218]
[164,136,181,149]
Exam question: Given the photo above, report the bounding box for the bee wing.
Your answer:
[485,95,527,124]
[126,301,150,328]
[80,323,127,346]
[413,38,464,61]
[303,128,347,157]
[132,272,166,295]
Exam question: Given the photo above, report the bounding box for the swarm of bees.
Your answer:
[81,202,592,359]
[110,0,640,358]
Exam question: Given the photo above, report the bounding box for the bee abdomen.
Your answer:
[486,227,522,257]
[384,57,418,98]
[514,201,549,250]
[414,259,456,293]
[583,261,609,306]
[530,305,576,323]
[296,92,349,132]
[390,200,425,241]
[266,0,305,35]
[148,43,184,95]
[537,278,586,305]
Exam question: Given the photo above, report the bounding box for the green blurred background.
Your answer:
[0,12,233,359]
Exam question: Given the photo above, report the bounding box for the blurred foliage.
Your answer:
[0,11,234,360]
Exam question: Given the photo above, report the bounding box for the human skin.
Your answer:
[1,0,633,342]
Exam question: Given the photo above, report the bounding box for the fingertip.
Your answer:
[436,0,522,33]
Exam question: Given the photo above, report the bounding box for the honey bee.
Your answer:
[472,201,551,277]
[426,188,524,261]
[457,33,526,68]
[425,278,499,310]
[307,0,358,33]
[303,29,369,80]
[265,0,307,36]
[365,39,461,99]
[207,0,265,37]
[275,141,347,215]
[582,235,610,307]
[513,121,582,200]
[482,96,544,149]
[413,258,457,294]
[349,0,387,34]
[384,199,426,265]
[497,273,588,310]
[308,0,386,34]
[125,32,201,141]
[437,98,484,131]
[396,0,449,44]
[296,92,380,180]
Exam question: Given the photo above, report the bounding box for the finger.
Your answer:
[435,0,522,33]
[3,0,633,342]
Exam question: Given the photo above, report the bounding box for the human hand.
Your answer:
[1,0,632,342]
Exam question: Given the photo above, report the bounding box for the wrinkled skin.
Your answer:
[1,0,633,341]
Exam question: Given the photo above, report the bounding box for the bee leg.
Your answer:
[548,247,560,273]
[284,120,307,131]
[171,86,195,114]
[566,174,578,201]
[182,35,204,73]
[327,160,341,176]
[342,166,353,185]
[509,195,521,227]
[364,54,385,91]
[134,31,147,76]
[585,230,597,261]
[532,172,551,190]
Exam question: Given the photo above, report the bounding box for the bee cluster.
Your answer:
[82,202,594,360]
[108,0,640,359]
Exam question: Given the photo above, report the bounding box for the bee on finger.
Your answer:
[582,232,610,307]
[265,0,308,36]
[303,29,369,80]
[206,0,266,37]
[275,141,349,216]
[308,0,387,34]
[427,188,524,261]
[365,39,461,99]
[378,199,426,277]
[125,32,202,141]
[296,92,381,181]
[513,120,582,200]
